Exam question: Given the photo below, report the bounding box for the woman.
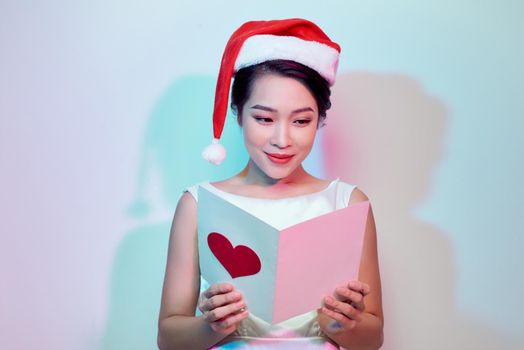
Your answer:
[158,19,383,349]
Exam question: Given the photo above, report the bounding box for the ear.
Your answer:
[237,114,243,127]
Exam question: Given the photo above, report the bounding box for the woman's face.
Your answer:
[240,73,319,180]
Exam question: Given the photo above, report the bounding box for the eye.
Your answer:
[293,119,312,126]
[253,116,273,124]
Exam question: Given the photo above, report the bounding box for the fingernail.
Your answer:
[325,296,334,303]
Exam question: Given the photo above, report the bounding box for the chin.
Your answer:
[257,158,302,180]
[264,170,292,180]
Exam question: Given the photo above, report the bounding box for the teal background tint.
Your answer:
[1,1,522,349]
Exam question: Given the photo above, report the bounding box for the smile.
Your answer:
[265,152,294,164]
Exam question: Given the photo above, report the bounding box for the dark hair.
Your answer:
[230,59,332,127]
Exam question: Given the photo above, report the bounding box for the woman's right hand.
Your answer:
[198,282,249,335]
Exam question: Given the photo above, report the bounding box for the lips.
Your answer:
[265,152,294,164]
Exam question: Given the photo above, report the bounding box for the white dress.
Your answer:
[185,178,357,350]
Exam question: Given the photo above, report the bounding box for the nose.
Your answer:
[270,121,291,149]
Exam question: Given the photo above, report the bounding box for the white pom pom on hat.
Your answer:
[201,138,226,165]
[202,18,341,165]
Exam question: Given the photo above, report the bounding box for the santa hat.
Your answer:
[202,18,341,165]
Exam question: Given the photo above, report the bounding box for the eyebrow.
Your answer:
[249,104,315,114]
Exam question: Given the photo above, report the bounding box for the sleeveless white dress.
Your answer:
[185,178,357,350]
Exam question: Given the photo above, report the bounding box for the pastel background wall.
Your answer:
[1,1,522,349]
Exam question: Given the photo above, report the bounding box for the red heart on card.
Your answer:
[207,232,261,278]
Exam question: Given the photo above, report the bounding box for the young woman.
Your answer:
[158,19,384,350]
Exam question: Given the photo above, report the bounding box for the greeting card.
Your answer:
[197,186,370,324]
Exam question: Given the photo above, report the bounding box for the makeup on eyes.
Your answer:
[252,115,313,125]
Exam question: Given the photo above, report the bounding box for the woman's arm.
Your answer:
[157,192,229,350]
[317,188,384,350]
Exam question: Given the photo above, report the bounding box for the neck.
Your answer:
[237,159,310,187]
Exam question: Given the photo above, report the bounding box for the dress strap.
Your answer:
[335,180,357,209]
[184,184,200,202]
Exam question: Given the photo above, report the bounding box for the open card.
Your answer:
[197,185,370,324]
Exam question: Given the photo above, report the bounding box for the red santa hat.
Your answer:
[202,18,341,165]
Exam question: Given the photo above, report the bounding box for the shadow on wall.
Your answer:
[99,72,521,350]
[99,75,245,350]
[324,72,520,349]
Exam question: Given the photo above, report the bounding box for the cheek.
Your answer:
[243,118,273,143]
[295,128,317,147]
[243,124,265,148]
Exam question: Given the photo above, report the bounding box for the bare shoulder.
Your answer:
[170,191,197,232]
[177,190,197,212]
[348,187,370,205]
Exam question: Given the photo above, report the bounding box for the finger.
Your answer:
[203,283,234,298]
[335,287,366,312]
[210,322,236,334]
[211,308,249,330]
[347,281,370,296]
[319,307,356,331]
[200,291,243,313]
[203,300,247,323]
[334,286,365,311]
[350,300,365,313]
[323,295,362,321]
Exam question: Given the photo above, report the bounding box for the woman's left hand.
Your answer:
[318,280,370,333]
